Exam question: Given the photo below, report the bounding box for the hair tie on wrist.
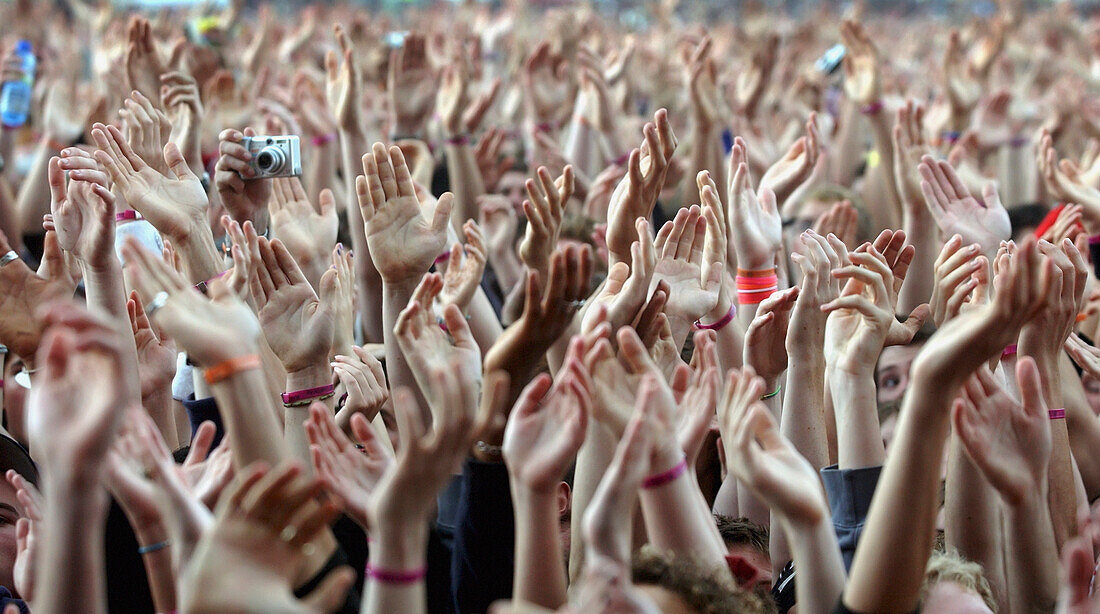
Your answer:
[642,456,688,489]
[695,304,736,331]
[204,354,262,385]
[282,383,337,407]
[859,100,884,115]
[138,540,170,554]
[761,384,782,400]
[1049,408,1065,420]
[366,564,427,584]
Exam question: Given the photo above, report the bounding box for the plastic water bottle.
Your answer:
[0,41,35,129]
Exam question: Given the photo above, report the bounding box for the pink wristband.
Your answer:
[1001,344,1017,358]
[311,133,337,147]
[281,383,336,407]
[695,304,736,331]
[642,456,688,489]
[115,210,143,222]
[445,134,470,146]
[860,100,884,115]
[1089,234,1100,247]
[366,564,427,584]
[434,252,451,266]
[1049,408,1066,420]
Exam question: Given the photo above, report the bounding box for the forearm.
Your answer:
[444,143,486,227]
[783,517,846,614]
[133,522,177,614]
[562,118,601,181]
[466,288,503,358]
[15,139,53,236]
[711,474,739,517]
[1002,493,1059,614]
[341,130,384,343]
[844,382,953,614]
[172,223,225,286]
[283,365,335,475]
[945,437,1007,611]
[1062,360,1100,501]
[0,176,21,249]
[383,279,430,421]
[782,346,829,470]
[639,466,729,574]
[510,488,568,610]
[143,386,179,451]
[37,485,110,614]
[306,141,338,203]
[866,110,901,226]
[827,365,886,469]
[209,366,290,466]
[689,124,722,204]
[829,101,864,186]
[363,520,429,614]
[898,208,939,313]
[568,420,616,583]
[1020,347,1074,550]
[488,248,523,297]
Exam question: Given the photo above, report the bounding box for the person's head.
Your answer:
[875,327,932,406]
[920,550,997,614]
[0,432,35,594]
[713,515,772,593]
[631,549,774,614]
[497,170,528,210]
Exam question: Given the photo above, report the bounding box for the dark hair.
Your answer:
[714,515,769,555]
[632,549,775,614]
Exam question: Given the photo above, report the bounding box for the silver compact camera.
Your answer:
[240,135,302,179]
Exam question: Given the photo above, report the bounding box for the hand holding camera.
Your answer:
[214,128,302,232]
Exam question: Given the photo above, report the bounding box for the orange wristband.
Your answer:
[203,354,261,385]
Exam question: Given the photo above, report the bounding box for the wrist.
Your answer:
[285,364,332,393]
[703,296,734,324]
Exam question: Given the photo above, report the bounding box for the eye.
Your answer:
[883,375,901,389]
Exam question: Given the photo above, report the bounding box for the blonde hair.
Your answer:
[920,550,997,612]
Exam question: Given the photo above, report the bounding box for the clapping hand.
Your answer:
[306,403,392,532]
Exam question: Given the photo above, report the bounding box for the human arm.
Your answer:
[843,239,1052,613]
[894,102,940,314]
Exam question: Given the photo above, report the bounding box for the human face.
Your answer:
[876,343,924,405]
[1081,372,1100,416]
[0,480,22,592]
[497,171,528,211]
[921,581,994,614]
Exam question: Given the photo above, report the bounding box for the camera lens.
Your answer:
[256,146,286,174]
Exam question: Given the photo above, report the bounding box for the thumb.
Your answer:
[432,192,455,235]
[1015,356,1048,418]
[164,142,197,182]
[301,565,354,612]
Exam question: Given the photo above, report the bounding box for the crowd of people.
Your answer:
[3,0,1100,612]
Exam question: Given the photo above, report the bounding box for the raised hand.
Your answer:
[651,205,723,336]
[892,101,931,211]
[728,140,782,270]
[0,229,77,359]
[583,218,656,334]
[28,303,136,484]
[952,361,1051,506]
[332,346,390,432]
[503,369,590,492]
[306,403,392,532]
[686,37,722,130]
[523,42,571,125]
[723,366,828,525]
[1066,334,1100,380]
[1037,132,1100,233]
[358,143,453,285]
[127,291,176,399]
[388,33,437,136]
[605,109,678,266]
[6,470,40,601]
[759,114,820,206]
[161,71,204,173]
[121,90,173,178]
[519,165,573,280]
[92,123,207,242]
[215,128,273,230]
[840,19,881,106]
[251,237,336,374]
[944,31,981,116]
[122,236,262,366]
[325,25,362,134]
[48,151,115,269]
[823,244,900,374]
[439,220,488,314]
[268,177,338,289]
[125,16,167,106]
[179,462,354,614]
[930,235,989,326]
[394,273,481,419]
[744,287,799,384]
[918,155,1010,255]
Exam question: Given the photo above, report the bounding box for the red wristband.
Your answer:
[1049,408,1066,420]
[115,210,143,222]
[281,383,336,407]
[642,456,688,489]
[695,304,736,331]
[366,564,427,584]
